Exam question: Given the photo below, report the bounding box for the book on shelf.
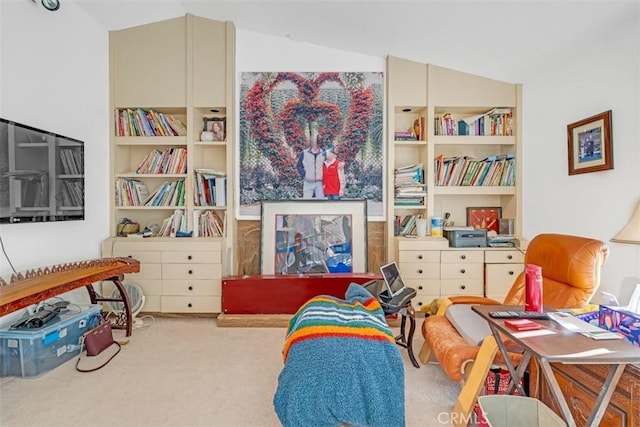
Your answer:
[193,209,225,237]
[434,108,513,136]
[114,108,187,137]
[194,169,226,206]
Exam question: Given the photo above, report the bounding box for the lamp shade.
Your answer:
[611,201,640,244]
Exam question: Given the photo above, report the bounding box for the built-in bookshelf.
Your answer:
[107,16,234,243]
[104,15,235,314]
[386,57,523,261]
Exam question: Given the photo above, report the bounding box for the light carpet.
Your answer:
[0,316,460,427]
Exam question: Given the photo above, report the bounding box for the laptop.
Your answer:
[379,261,416,305]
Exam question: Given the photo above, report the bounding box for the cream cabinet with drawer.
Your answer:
[484,249,524,302]
[394,237,526,309]
[395,237,448,310]
[102,238,223,313]
[440,250,484,298]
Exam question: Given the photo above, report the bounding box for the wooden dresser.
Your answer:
[530,360,640,426]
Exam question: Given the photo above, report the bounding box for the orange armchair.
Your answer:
[418,233,609,382]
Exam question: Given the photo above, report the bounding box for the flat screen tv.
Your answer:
[0,118,85,224]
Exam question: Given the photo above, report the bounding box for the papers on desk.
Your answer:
[548,312,604,333]
[511,329,556,339]
[550,348,614,358]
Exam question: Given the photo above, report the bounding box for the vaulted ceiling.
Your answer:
[75,1,637,82]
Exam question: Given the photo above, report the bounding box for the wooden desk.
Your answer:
[473,305,640,427]
[0,258,140,336]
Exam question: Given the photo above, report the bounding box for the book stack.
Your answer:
[394,164,426,207]
[394,130,417,141]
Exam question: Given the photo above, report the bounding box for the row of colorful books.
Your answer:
[434,108,513,136]
[434,154,515,187]
[115,178,186,207]
[157,209,188,237]
[194,168,226,207]
[114,108,187,137]
[135,147,187,175]
[193,209,225,237]
[393,214,423,236]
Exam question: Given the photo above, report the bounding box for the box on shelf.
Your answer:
[599,305,640,347]
[0,304,102,378]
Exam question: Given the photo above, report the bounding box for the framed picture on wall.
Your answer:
[260,199,368,275]
[567,110,613,175]
[466,207,502,233]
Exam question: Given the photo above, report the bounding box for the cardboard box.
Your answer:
[599,305,640,347]
[0,304,102,377]
[477,395,565,427]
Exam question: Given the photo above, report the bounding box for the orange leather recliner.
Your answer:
[418,233,609,382]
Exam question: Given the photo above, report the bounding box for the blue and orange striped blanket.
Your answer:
[273,283,405,427]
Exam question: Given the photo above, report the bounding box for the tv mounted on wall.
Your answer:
[0,118,85,224]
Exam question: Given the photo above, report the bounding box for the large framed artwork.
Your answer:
[239,72,384,219]
[260,199,368,275]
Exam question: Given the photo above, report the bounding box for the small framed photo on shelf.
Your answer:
[202,117,226,142]
[567,110,612,175]
[466,207,502,233]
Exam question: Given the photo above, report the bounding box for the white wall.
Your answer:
[0,1,110,279]
[1,3,638,303]
[519,10,640,303]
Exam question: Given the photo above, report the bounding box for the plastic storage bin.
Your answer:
[0,304,102,378]
[477,395,566,427]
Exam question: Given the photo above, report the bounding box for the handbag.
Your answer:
[76,315,121,372]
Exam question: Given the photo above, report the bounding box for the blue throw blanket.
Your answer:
[273,283,405,427]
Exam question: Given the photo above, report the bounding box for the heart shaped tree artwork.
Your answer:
[240,72,384,217]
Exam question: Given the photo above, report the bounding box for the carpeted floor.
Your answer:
[0,316,460,426]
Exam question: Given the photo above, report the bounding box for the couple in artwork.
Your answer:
[296,133,345,200]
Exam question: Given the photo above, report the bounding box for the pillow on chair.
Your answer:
[445,304,492,346]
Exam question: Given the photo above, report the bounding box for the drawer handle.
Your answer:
[188,270,193,275]
[418,269,423,274]
[460,269,466,274]
[418,285,423,290]
[509,271,514,275]
[188,255,193,260]
[418,255,423,260]
[460,255,466,260]
[188,286,193,291]
[460,285,466,290]
[507,255,513,260]
[418,302,423,306]
[188,303,192,308]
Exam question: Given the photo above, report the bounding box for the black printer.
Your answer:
[444,228,487,248]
